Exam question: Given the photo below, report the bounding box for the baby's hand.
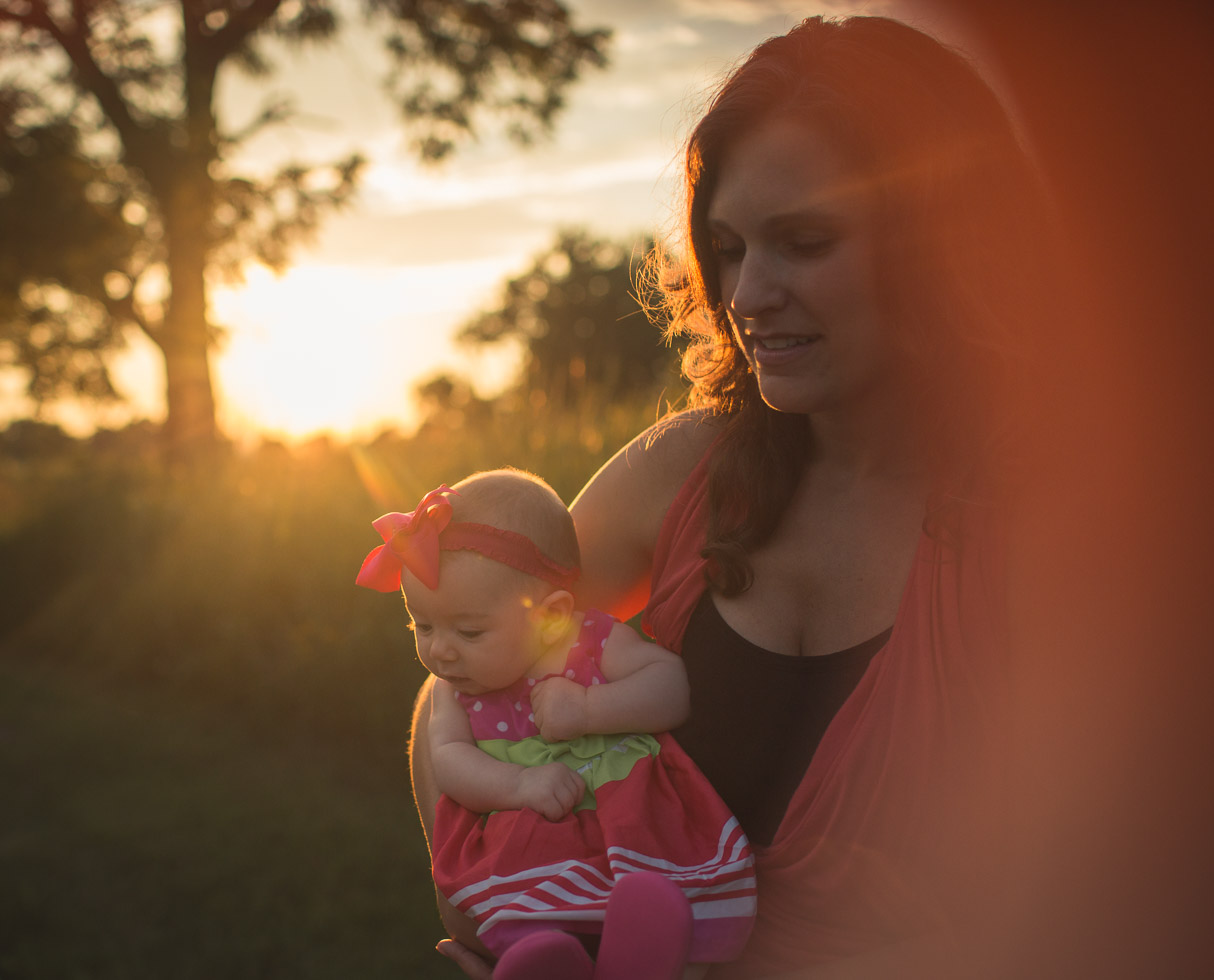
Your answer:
[517,762,584,821]
[530,676,590,742]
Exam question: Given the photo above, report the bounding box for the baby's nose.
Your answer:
[430,635,459,662]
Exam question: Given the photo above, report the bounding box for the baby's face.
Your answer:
[402,552,545,696]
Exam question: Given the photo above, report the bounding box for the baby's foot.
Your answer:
[493,930,594,980]
[594,871,693,980]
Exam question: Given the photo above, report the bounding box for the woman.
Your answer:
[413,14,1056,978]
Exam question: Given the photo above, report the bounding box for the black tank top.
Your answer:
[672,592,890,846]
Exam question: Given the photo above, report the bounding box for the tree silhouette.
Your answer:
[0,104,139,406]
[0,1,609,455]
[456,229,681,413]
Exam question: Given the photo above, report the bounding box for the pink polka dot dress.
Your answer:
[431,610,756,962]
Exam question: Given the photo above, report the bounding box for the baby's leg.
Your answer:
[493,930,594,980]
[594,871,693,980]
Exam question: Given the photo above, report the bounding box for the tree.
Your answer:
[456,229,682,413]
[0,98,140,406]
[0,1,609,455]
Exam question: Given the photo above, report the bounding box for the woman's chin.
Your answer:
[756,381,830,417]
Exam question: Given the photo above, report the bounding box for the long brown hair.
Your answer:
[660,15,1058,593]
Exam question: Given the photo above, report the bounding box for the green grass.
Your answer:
[0,400,667,977]
[0,654,462,979]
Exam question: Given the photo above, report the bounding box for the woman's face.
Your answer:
[706,115,890,417]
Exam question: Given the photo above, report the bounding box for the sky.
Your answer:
[6,0,968,443]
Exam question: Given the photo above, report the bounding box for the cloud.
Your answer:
[362,152,672,214]
[616,23,705,51]
[671,0,837,25]
[314,161,675,268]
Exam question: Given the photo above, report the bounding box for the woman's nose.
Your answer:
[728,251,784,319]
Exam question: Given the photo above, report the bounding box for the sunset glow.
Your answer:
[0,2,852,442]
[210,260,522,441]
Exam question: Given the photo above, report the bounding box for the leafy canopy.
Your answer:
[455,229,682,412]
[0,0,609,424]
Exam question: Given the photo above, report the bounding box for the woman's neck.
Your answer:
[805,384,927,483]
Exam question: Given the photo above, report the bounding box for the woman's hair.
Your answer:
[449,468,582,576]
[660,15,1058,593]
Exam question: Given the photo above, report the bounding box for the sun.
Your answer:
[213,265,401,440]
[210,260,520,442]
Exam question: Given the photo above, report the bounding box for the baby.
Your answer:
[357,469,754,980]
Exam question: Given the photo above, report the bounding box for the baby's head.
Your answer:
[369,469,581,695]
[446,468,581,587]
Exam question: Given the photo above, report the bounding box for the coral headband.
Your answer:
[355,485,579,593]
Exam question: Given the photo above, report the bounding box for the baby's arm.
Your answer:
[429,679,585,821]
[530,623,690,742]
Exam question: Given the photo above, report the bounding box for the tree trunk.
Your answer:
[159,167,218,458]
[161,310,217,456]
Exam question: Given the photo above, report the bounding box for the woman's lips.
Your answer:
[749,333,820,366]
[756,335,813,350]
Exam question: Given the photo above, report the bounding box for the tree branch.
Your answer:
[1,0,58,18]
[0,3,41,28]
[26,1,157,173]
[205,0,283,66]
[217,95,293,148]
[107,287,162,352]
[106,284,142,325]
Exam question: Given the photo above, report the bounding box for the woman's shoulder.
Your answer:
[570,409,724,620]
[572,408,721,532]
[606,408,722,492]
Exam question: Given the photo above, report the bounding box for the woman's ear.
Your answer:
[533,589,575,645]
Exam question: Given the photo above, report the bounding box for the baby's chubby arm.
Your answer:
[530,623,690,742]
[429,679,584,822]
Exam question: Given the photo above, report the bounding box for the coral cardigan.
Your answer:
[643,452,1010,977]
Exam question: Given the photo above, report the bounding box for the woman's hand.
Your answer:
[517,761,585,820]
[436,938,493,978]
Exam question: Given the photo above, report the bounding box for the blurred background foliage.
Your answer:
[0,0,610,453]
[0,224,685,977]
[0,14,669,974]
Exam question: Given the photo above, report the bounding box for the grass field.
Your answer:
[0,411,659,978]
[0,650,462,979]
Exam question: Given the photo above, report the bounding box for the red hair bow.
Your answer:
[355,485,457,592]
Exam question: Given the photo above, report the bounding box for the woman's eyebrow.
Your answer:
[766,208,842,230]
[707,206,842,235]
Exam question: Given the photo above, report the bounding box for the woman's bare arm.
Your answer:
[570,410,718,619]
[409,678,490,958]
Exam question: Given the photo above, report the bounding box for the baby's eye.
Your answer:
[457,629,485,640]
[409,622,432,636]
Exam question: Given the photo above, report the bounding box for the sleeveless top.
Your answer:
[642,449,1010,977]
[673,592,890,846]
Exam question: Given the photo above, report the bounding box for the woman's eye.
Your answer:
[711,239,744,262]
[787,237,834,257]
